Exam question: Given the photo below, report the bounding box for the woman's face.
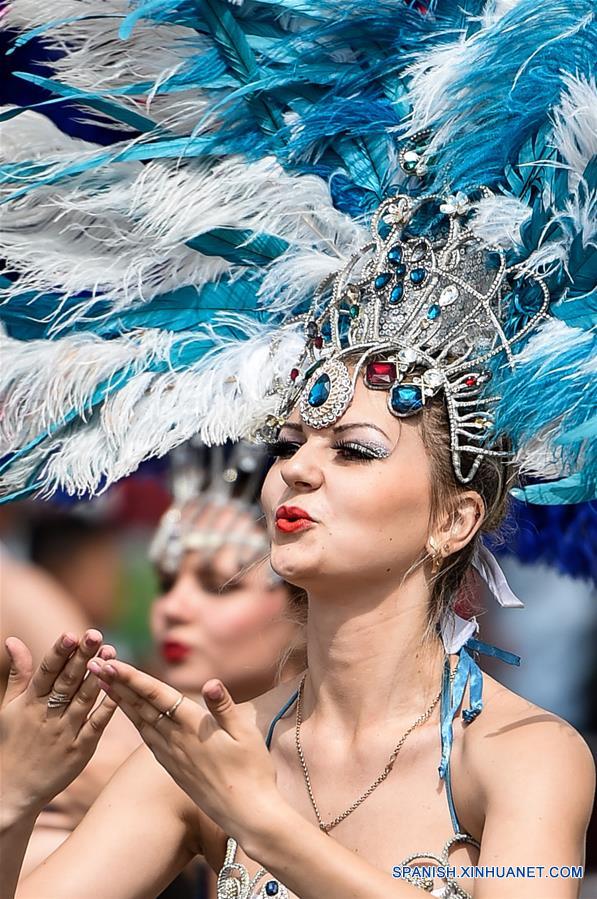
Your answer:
[261,373,434,591]
[150,503,299,697]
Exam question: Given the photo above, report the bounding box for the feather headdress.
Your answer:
[0,0,595,503]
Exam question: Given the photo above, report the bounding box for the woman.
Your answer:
[148,442,307,702]
[2,369,594,897]
[0,0,595,896]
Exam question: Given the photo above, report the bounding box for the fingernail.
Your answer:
[205,682,224,701]
[88,660,102,675]
[85,633,100,647]
[103,664,117,677]
[63,634,77,648]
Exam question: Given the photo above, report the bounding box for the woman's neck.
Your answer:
[301,571,446,740]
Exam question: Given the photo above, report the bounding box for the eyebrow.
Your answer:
[280,421,391,441]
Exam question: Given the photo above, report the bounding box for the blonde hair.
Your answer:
[418,390,516,643]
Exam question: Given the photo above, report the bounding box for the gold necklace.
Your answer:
[295,658,455,834]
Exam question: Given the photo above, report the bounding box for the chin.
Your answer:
[165,663,214,694]
[270,545,325,589]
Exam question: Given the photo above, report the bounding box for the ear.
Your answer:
[431,491,485,558]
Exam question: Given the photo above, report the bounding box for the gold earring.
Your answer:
[428,536,442,573]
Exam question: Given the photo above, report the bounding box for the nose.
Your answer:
[279,439,324,493]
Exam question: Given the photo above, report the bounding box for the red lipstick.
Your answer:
[275,505,316,533]
[161,641,191,663]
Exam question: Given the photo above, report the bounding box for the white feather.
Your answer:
[1,126,364,320]
[0,322,305,496]
[470,195,531,250]
[0,328,174,451]
[3,0,210,133]
[551,74,597,190]
[513,320,596,476]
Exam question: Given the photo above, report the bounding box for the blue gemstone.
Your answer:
[387,245,403,264]
[308,373,331,407]
[265,882,279,896]
[393,263,406,277]
[427,304,441,320]
[389,284,404,304]
[374,272,391,290]
[410,267,427,285]
[390,384,423,416]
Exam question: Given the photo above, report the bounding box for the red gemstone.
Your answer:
[465,376,477,387]
[290,368,300,381]
[314,336,324,348]
[366,361,397,387]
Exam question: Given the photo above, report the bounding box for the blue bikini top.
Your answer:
[264,637,520,835]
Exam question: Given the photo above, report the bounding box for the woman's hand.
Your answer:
[0,630,118,823]
[88,657,283,846]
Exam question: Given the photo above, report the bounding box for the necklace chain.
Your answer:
[295,658,456,834]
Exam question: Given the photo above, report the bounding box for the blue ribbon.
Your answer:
[438,637,520,779]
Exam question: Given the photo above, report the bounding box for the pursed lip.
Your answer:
[275,505,317,533]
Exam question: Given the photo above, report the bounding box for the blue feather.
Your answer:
[421,1,596,192]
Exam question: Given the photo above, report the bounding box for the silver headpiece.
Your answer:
[149,439,277,583]
[258,190,550,483]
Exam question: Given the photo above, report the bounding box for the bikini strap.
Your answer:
[265,687,300,749]
[265,638,521,837]
[439,638,521,835]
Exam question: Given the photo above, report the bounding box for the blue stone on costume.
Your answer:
[308,373,331,407]
[390,384,423,415]
[427,304,441,320]
[390,284,404,304]
[393,263,406,277]
[374,272,391,290]
[387,245,403,264]
[410,267,427,285]
[265,881,279,896]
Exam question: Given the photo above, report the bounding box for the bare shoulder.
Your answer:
[462,672,595,823]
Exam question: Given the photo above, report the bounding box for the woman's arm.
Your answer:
[471,713,595,898]
[15,743,201,899]
[90,659,434,899]
[242,799,443,898]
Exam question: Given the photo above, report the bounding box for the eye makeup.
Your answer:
[264,437,391,463]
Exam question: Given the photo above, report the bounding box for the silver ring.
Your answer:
[47,690,71,709]
[164,694,184,720]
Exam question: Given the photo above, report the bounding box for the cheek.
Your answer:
[204,592,283,643]
[328,462,431,561]
[149,601,163,638]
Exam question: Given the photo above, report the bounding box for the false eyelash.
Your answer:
[264,439,388,462]
[262,440,300,458]
[334,440,390,461]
